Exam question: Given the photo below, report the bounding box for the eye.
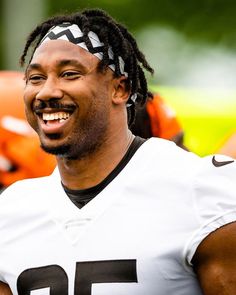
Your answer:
[61,71,81,79]
[27,74,45,85]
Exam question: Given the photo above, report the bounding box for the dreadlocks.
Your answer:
[20,8,154,126]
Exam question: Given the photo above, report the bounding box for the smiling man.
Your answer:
[1,8,236,295]
[24,41,114,161]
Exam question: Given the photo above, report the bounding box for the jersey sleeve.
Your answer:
[184,154,236,268]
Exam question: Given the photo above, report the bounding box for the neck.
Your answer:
[57,129,134,190]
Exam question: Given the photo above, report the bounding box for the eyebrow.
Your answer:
[26,59,89,75]
[25,63,41,73]
[58,59,86,69]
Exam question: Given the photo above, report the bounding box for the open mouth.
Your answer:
[33,102,76,134]
[36,110,75,134]
[42,111,71,124]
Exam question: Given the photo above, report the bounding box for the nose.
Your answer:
[35,77,63,102]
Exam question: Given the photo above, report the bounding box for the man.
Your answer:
[1,8,236,295]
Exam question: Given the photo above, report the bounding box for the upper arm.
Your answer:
[192,221,236,295]
[0,282,12,295]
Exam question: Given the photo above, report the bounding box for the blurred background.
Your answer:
[0,0,236,156]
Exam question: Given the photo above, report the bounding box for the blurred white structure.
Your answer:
[137,26,236,90]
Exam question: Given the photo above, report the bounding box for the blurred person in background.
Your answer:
[0,71,55,192]
[131,91,187,149]
[217,131,236,159]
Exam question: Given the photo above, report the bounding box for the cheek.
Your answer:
[23,88,38,129]
[23,105,36,130]
[23,87,34,109]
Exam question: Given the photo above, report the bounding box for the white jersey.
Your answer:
[1,138,236,295]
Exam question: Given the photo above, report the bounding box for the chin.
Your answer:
[40,142,71,156]
[40,142,84,160]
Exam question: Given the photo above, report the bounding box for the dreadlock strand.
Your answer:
[117,24,154,75]
[137,65,148,105]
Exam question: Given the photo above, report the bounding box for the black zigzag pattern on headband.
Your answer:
[43,29,114,66]
[44,30,84,46]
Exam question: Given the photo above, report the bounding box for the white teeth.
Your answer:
[42,112,70,121]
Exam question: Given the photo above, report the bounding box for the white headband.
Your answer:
[40,23,138,106]
[40,23,127,77]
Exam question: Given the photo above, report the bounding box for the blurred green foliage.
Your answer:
[0,1,4,67]
[47,0,236,48]
[152,85,236,155]
[0,0,235,68]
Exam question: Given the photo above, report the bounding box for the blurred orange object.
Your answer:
[0,71,56,188]
[146,93,183,141]
[217,131,236,159]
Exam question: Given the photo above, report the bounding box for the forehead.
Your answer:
[30,39,100,70]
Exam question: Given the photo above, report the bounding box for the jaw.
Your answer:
[34,109,93,158]
[32,100,110,159]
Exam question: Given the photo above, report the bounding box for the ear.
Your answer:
[111,76,130,105]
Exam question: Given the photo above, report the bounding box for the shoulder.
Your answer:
[133,138,202,203]
[143,138,236,176]
[0,171,57,210]
[192,154,236,209]
[0,170,60,237]
[140,137,200,170]
[141,140,236,272]
[1,175,49,195]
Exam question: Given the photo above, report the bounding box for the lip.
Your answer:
[39,117,70,134]
[34,106,75,114]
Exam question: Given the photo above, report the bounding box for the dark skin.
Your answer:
[23,40,134,190]
[1,40,236,294]
[192,222,236,294]
[0,283,12,295]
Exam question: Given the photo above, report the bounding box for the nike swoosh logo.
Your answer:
[212,156,234,167]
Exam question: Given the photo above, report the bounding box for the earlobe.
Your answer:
[112,76,130,105]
